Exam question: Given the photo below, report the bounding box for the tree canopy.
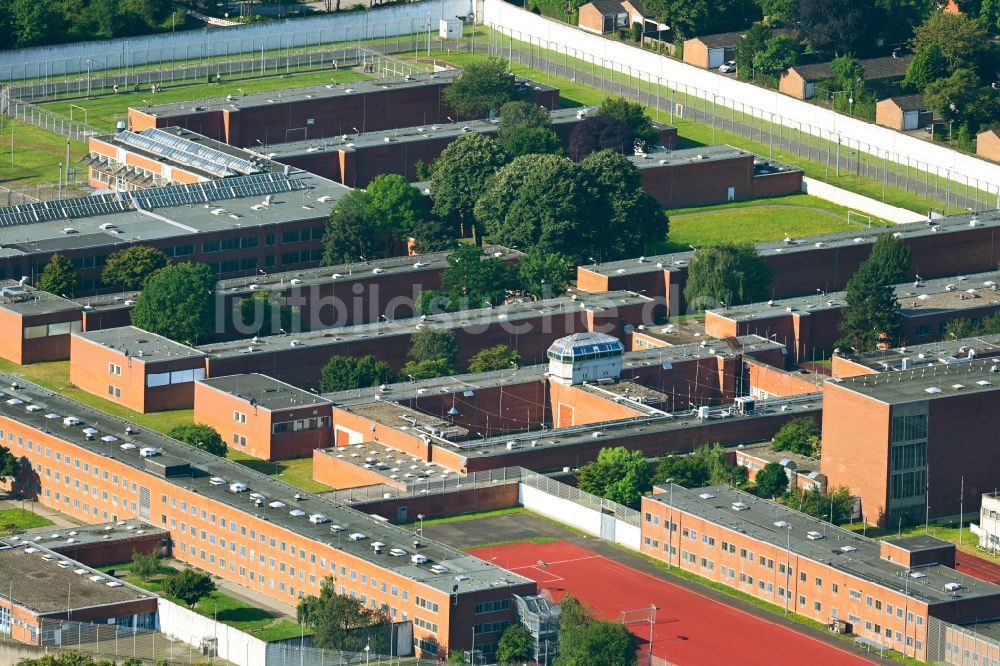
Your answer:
[497,101,563,157]
[780,486,856,524]
[37,253,83,298]
[467,345,520,373]
[320,355,396,392]
[753,462,790,498]
[496,623,534,664]
[577,447,653,509]
[101,245,169,290]
[131,262,216,345]
[129,549,159,582]
[238,290,294,338]
[683,243,772,310]
[794,0,877,57]
[568,115,634,161]
[323,190,396,265]
[430,135,510,243]
[838,259,901,353]
[365,174,426,240]
[439,245,515,308]
[868,233,912,284]
[518,250,575,299]
[297,577,390,652]
[652,443,749,489]
[554,595,637,666]
[596,97,660,152]
[0,444,21,478]
[442,57,522,119]
[771,417,821,457]
[2,0,181,49]
[163,569,215,608]
[408,327,459,367]
[168,423,227,457]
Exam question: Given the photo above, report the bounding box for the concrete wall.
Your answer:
[483,0,1000,197]
[801,177,925,224]
[158,597,267,666]
[0,0,474,79]
[519,482,640,550]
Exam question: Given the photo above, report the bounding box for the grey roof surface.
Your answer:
[198,373,331,411]
[0,171,347,260]
[580,209,1000,279]
[258,108,605,158]
[0,282,82,316]
[881,94,927,112]
[318,441,459,485]
[200,291,653,358]
[842,334,1000,373]
[3,520,168,549]
[630,144,751,169]
[0,544,155,614]
[734,442,820,472]
[649,484,1000,604]
[884,535,952,552]
[215,245,518,296]
[0,373,531,595]
[829,357,1000,404]
[74,326,206,362]
[789,54,913,82]
[687,31,746,48]
[707,271,1000,322]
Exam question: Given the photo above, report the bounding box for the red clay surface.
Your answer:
[468,540,875,666]
[956,550,1000,584]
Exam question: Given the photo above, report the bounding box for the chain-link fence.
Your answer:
[482,24,994,214]
[521,470,640,525]
[3,96,100,142]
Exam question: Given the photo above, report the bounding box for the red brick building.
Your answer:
[821,359,1000,527]
[0,376,535,659]
[127,72,560,148]
[194,373,333,460]
[831,333,1000,379]
[70,326,207,413]
[640,484,1000,661]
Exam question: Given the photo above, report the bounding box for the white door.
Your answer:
[903,110,919,130]
[727,186,735,201]
[708,48,725,69]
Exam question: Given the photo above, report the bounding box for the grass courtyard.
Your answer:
[0,119,87,188]
[0,507,55,535]
[226,450,333,494]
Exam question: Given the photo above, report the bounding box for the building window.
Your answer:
[109,363,122,375]
[107,385,121,398]
[234,411,247,424]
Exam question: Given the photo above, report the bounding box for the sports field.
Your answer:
[468,540,875,666]
[956,551,1000,584]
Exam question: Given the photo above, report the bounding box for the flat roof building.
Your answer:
[0,373,536,658]
[194,374,333,460]
[1,520,169,568]
[0,543,158,645]
[640,484,1000,662]
[128,71,560,148]
[831,333,1000,378]
[821,359,1000,527]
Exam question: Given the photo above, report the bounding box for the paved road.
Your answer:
[425,512,894,664]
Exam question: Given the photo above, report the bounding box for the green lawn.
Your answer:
[0,119,87,188]
[42,69,371,133]
[0,359,192,435]
[227,450,333,494]
[419,507,525,527]
[844,516,994,563]
[0,507,54,534]
[655,194,883,252]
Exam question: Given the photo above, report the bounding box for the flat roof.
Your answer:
[75,326,205,362]
[0,171,348,260]
[581,209,1000,280]
[198,373,331,411]
[134,71,557,120]
[708,271,1000,322]
[215,245,518,296]
[3,519,168,549]
[0,544,155,614]
[0,281,82,316]
[200,291,652,358]
[649,484,1000,604]
[885,535,952,552]
[258,108,605,158]
[0,374,529,594]
[829,357,1000,403]
[735,442,820,472]
[839,334,1000,373]
[317,441,460,486]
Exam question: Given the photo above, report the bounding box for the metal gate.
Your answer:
[600,508,616,540]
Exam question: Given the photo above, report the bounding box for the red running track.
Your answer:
[468,541,875,666]
[956,551,1000,584]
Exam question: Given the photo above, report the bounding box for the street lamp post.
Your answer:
[647,603,658,666]
[417,513,424,539]
[949,103,957,144]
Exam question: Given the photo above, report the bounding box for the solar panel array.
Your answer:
[115,129,262,179]
[0,173,308,228]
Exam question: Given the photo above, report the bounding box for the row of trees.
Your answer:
[2,0,183,49]
[38,244,171,298]
[320,326,520,391]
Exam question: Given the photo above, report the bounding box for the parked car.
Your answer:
[719,61,737,73]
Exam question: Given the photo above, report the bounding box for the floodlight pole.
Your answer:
[647,604,657,666]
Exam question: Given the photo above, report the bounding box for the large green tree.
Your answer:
[430,135,509,244]
[408,327,459,367]
[101,245,169,290]
[467,345,520,373]
[518,249,575,298]
[320,355,396,392]
[596,97,660,152]
[837,259,901,353]
[780,486,856,524]
[475,154,598,258]
[168,423,226,456]
[410,215,457,254]
[436,244,515,309]
[131,262,216,345]
[129,549,160,582]
[772,417,821,457]
[577,447,653,509]
[298,577,389,652]
[754,462,790,498]
[37,253,83,298]
[652,443,748,488]
[323,190,396,265]
[911,11,993,76]
[497,101,551,142]
[496,623,533,664]
[683,243,772,310]
[365,174,426,240]
[442,57,522,119]
[0,444,21,478]
[904,41,947,93]
[735,23,770,82]
[554,595,637,666]
[237,290,295,337]
[163,569,215,608]
[868,233,912,284]
[794,0,877,56]
[567,115,634,161]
